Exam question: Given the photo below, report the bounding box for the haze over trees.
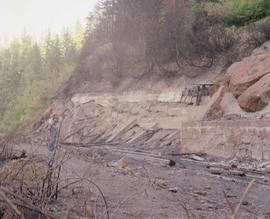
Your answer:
[82,0,270,74]
[0,23,85,131]
[1,0,270,132]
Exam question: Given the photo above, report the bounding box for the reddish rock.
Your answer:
[238,73,270,112]
[253,41,270,55]
[227,53,270,97]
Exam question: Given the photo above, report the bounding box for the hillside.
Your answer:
[6,39,269,218]
[0,25,85,132]
[1,0,270,218]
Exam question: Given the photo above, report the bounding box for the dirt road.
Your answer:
[11,142,270,219]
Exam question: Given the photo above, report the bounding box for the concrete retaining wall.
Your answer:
[71,90,209,106]
[181,120,270,160]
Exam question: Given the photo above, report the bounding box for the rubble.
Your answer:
[168,187,178,193]
[112,157,129,169]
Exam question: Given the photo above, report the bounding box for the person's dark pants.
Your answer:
[48,127,57,151]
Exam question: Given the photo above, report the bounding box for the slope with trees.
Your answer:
[0,25,85,132]
[61,0,270,97]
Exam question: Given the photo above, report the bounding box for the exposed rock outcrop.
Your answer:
[238,73,270,112]
[226,40,270,112]
[227,53,270,98]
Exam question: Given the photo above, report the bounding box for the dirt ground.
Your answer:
[2,92,269,219]
[9,142,270,219]
[2,89,270,218]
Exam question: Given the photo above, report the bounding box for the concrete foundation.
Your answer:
[181,120,270,160]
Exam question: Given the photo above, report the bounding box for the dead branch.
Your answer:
[223,191,234,215]
[7,144,45,181]
[63,126,87,141]
[0,187,54,218]
[63,207,72,219]
[0,190,25,219]
[83,178,109,219]
[109,192,138,219]
[179,202,192,219]
[52,164,62,200]
[94,193,100,219]
[231,179,256,219]
[69,176,109,219]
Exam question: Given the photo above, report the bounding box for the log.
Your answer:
[104,146,175,167]
[106,119,137,143]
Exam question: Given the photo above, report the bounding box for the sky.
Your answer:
[0,0,98,44]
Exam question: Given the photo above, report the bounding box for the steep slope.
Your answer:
[30,40,270,160]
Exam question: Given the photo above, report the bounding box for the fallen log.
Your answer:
[61,143,175,167]
[106,119,137,143]
[103,146,175,167]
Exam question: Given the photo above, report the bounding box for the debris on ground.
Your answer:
[112,157,129,169]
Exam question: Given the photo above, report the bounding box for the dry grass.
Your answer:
[0,146,109,218]
[204,2,226,18]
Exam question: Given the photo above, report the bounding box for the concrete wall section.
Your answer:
[71,91,210,106]
[181,120,270,160]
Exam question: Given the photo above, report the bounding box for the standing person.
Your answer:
[48,115,59,152]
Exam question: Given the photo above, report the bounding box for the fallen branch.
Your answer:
[82,178,109,219]
[179,202,192,219]
[104,147,175,167]
[68,176,110,219]
[0,190,25,219]
[0,187,54,218]
[231,179,256,219]
[223,191,234,215]
[62,126,86,141]
[109,192,138,219]
[62,143,176,167]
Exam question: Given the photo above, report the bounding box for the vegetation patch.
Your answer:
[0,24,85,132]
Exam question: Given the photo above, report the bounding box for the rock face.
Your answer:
[225,40,270,112]
[253,40,270,55]
[238,73,270,112]
[227,54,270,97]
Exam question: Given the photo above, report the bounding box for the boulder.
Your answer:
[227,53,270,97]
[253,40,270,55]
[238,73,270,112]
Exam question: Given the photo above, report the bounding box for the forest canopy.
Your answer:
[0,23,85,131]
[81,0,270,77]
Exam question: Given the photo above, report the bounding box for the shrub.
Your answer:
[247,19,270,46]
[224,0,270,26]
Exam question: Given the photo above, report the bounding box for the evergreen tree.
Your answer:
[61,29,77,63]
[0,25,84,132]
[74,20,85,50]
